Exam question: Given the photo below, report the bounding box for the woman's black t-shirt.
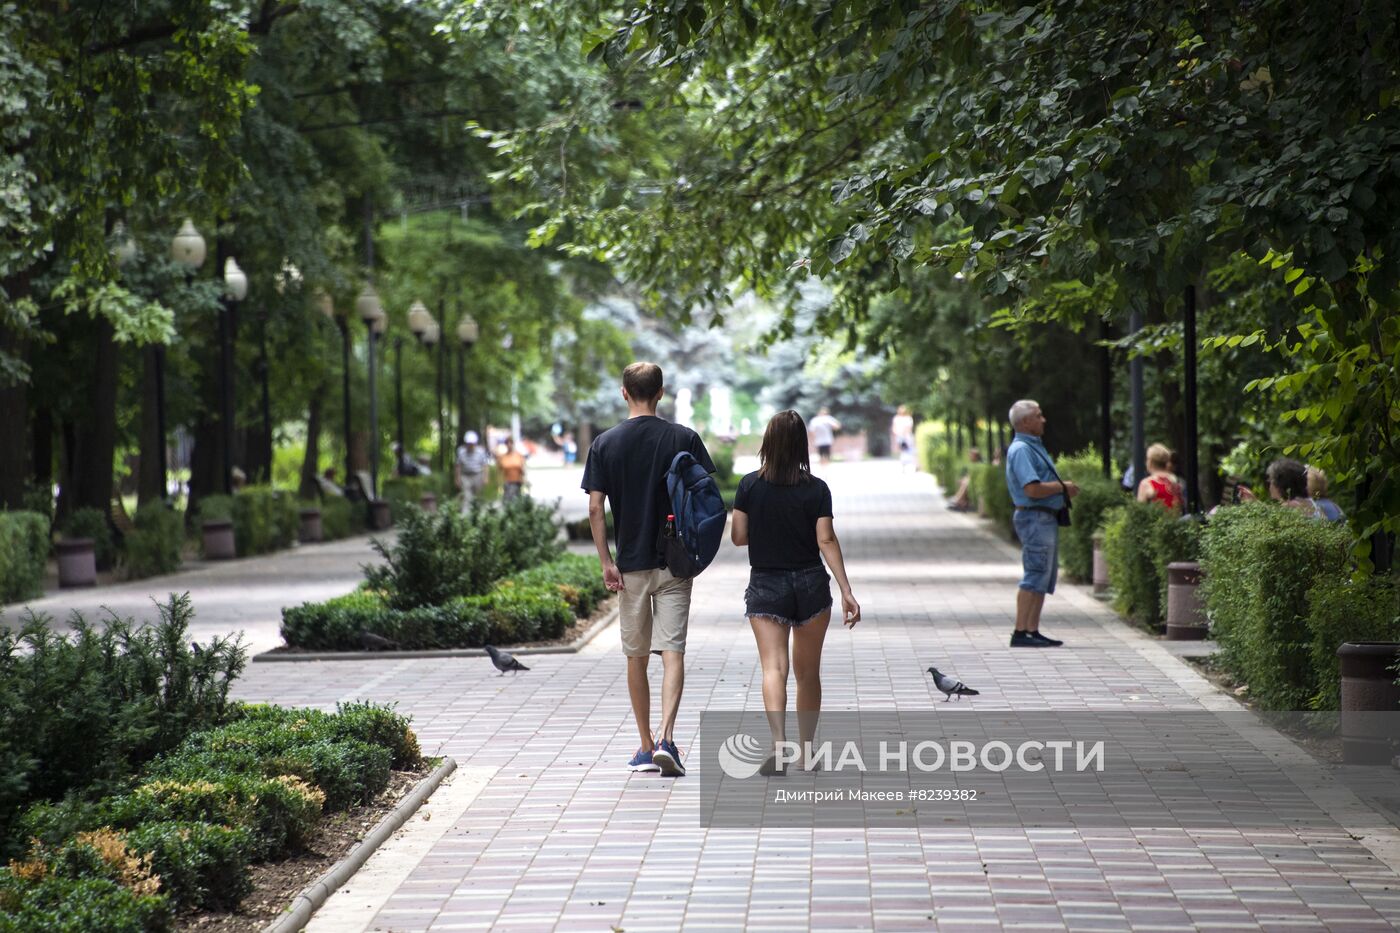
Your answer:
[733,471,833,570]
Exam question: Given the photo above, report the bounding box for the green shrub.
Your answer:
[0,596,245,858]
[319,495,363,540]
[327,702,422,769]
[1199,503,1352,709]
[1305,578,1400,710]
[1060,479,1125,582]
[124,503,182,579]
[150,717,393,811]
[124,821,252,910]
[282,570,586,651]
[0,871,172,933]
[195,495,234,524]
[972,462,1015,538]
[381,475,452,519]
[1149,514,1203,616]
[1102,502,1174,628]
[365,507,506,610]
[22,771,325,861]
[485,583,573,641]
[509,553,608,617]
[487,495,565,574]
[565,512,613,541]
[711,444,736,485]
[0,510,50,604]
[228,486,298,556]
[1057,447,1113,486]
[61,508,116,571]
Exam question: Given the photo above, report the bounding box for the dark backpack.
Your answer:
[657,451,726,578]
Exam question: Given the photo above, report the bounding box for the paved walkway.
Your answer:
[223,461,1400,931]
[1,533,383,656]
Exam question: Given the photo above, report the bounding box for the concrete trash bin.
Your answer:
[1337,642,1400,765]
[202,519,236,560]
[1165,561,1207,640]
[420,491,438,513]
[1092,534,1110,593]
[369,500,392,530]
[298,507,323,543]
[57,537,97,588]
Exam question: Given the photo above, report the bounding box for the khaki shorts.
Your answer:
[619,567,692,657]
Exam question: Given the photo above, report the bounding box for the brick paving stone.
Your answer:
[229,462,1400,931]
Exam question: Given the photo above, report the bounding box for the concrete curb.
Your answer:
[252,602,619,663]
[263,757,457,933]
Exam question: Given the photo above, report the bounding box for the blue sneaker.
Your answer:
[629,746,660,773]
[652,738,686,777]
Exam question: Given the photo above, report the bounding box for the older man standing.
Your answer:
[1004,399,1079,647]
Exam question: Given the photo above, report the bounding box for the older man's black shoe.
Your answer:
[1029,631,1063,647]
[1010,631,1042,647]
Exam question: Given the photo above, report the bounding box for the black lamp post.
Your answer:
[168,219,207,498]
[356,283,385,499]
[455,311,478,443]
[406,299,436,474]
[220,256,248,495]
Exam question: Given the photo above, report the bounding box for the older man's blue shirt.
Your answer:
[1005,432,1064,509]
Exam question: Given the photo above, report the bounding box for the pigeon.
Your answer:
[484,644,529,675]
[927,666,980,701]
[359,630,399,651]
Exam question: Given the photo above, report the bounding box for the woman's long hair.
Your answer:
[758,410,811,485]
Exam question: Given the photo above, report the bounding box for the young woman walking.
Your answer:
[731,411,860,773]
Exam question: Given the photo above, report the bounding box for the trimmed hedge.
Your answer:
[7,700,420,920]
[971,462,1015,538]
[0,871,172,933]
[124,503,183,579]
[1200,503,1358,709]
[319,495,364,540]
[281,581,577,651]
[0,510,50,604]
[1055,449,1127,582]
[1102,501,1198,629]
[231,486,298,556]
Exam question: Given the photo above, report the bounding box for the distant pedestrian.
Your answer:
[1306,467,1345,523]
[732,410,860,773]
[455,431,489,512]
[1135,443,1182,512]
[891,405,915,469]
[581,362,715,777]
[1005,399,1079,648]
[563,432,578,466]
[809,408,842,465]
[496,437,527,501]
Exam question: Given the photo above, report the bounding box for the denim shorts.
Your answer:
[1012,509,1059,594]
[745,565,833,627]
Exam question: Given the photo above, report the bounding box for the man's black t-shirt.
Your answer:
[733,472,833,570]
[581,416,716,572]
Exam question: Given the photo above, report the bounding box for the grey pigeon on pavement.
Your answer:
[927,666,979,701]
[484,644,529,675]
[359,630,399,651]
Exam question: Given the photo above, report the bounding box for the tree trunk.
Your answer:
[32,405,53,491]
[0,274,31,511]
[58,317,119,516]
[137,346,163,505]
[298,387,324,500]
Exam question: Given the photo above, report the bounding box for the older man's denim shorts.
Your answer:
[745,565,832,626]
[1013,508,1059,594]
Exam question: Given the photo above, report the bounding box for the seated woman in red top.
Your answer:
[1136,443,1182,512]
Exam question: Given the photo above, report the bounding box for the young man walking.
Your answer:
[1004,399,1079,647]
[582,362,716,776]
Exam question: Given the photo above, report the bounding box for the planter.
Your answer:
[419,491,438,513]
[56,537,97,588]
[1337,642,1400,765]
[1164,561,1207,640]
[1091,535,1110,594]
[298,507,323,544]
[369,500,393,530]
[202,519,236,560]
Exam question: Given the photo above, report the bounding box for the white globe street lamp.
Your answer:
[170,219,207,270]
[407,300,432,337]
[223,258,248,302]
[457,314,479,348]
